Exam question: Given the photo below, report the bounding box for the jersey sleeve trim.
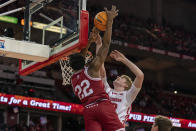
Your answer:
[102,77,112,93]
[84,67,102,81]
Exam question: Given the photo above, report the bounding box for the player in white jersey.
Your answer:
[95,34,144,126]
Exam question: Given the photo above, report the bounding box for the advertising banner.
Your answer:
[0,93,195,129]
[0,93,84,114]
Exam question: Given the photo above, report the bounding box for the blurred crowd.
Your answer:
[0,118,55,131]
[1,1,196,56]
[0,110,84,131]
[88,5,196,56]
[135,80,196,120]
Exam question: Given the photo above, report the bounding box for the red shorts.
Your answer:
[83,100,125,131]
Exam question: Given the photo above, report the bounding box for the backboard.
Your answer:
[18,0,89,76]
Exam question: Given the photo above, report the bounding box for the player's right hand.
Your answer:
[110,50,126,62]
[104,5,119,20]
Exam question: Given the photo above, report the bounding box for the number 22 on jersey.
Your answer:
[75,80,94,100]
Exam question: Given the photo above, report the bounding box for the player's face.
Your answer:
[113,76,127,90]
[151,123,158,131]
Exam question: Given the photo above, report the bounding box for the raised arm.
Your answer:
[95,34,106,78]
[110,50,144,88]
[95,34,112,93]
[88,5,118,77]
[80,27,99,57]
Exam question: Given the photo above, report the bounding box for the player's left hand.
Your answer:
[110,50,126,62]
[89,27,100,43]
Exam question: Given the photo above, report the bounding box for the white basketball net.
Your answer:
[59,52,93,86]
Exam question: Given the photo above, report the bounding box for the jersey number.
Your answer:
[75,80,93,100]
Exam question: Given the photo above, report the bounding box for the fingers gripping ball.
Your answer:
[94,11,107,31]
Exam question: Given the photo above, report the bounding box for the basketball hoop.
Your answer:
[59,51,93,86]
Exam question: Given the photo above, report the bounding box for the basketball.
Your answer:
[94,11,107,31]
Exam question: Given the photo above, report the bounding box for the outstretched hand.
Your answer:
[110,50,126,62]
[104,5,119,20]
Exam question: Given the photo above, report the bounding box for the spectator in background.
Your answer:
[151,115,172,131]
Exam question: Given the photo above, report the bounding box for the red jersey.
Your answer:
[71,67,109,106]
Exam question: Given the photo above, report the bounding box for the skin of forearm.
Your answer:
[103,19,113,47]
[100,64,106,78]
[80,39,93,57]
[95,39,102,54]
[96,43,106,78]
[96,45,101,54]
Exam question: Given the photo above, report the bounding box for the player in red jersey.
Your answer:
[70,5,125,131]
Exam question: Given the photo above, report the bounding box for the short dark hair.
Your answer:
[155,115,172,131]
[69,53,85,71]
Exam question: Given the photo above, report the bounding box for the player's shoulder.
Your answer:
[73,69,84,75]
[131,83,136,88]
[127,84,137,91]
[72,69,84,80]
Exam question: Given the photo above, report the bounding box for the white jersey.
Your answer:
[103,79,141,124]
